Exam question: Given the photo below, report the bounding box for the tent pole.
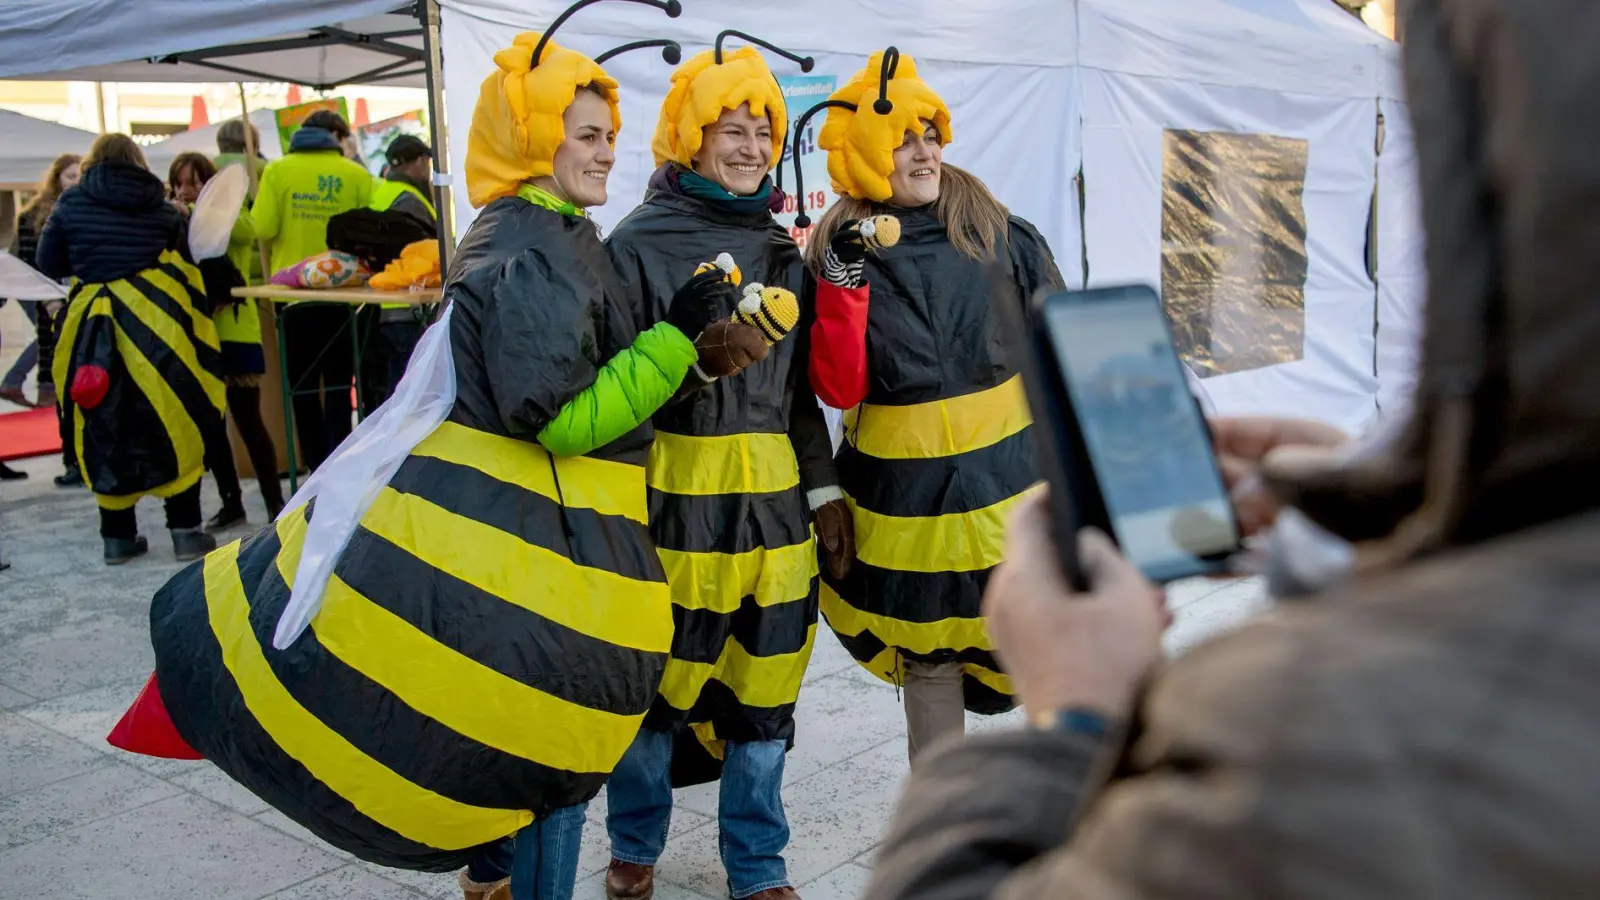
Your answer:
[94,82,107,134]
[419,0,455,273]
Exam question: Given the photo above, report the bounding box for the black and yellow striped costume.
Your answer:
[52,249,225,509]
[148,199,674,871]
[818,210,1063,715]
[608,189,836,785]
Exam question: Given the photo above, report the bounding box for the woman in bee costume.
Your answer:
[792,49,1065,762]
[107,4,765,898]
[599,32,845,900]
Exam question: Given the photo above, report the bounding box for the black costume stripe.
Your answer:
[334,526,663,715]
[822,616,1013,715]
[648,487,810,556]
[72,309,183,495]
[151,556,479,873]
[838,428,1039,519]
[669,581,820,665]
[823,560,992,625]
[230,525,612,813]
[129,269,223,378]
[107,300,219,434]
[644,679,799,745]
[962,672,1016,716]
[386,454,663,584]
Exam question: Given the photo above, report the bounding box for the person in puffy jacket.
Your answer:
[113,14,770,900]
[35,133,223,565]
[800,51,1064,761]
[600,38,841,900]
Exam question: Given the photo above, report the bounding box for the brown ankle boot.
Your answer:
[605,859,655,899]
[458,870,510,900]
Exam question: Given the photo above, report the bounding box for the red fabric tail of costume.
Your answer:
[106,672,202,759]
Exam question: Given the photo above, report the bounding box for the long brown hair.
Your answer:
[20,153,81,223]
[168,152,219,196]
[82,133,148,172]
[805,163,1010,271]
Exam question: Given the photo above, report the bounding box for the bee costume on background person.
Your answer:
[792,49,1065,761]
[104,4,767,898]
[599,32,843,900]
[33,132,230,565]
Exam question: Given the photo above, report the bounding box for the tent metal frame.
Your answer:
[136,3,427,92]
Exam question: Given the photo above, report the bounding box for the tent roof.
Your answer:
[0,1,425,89]
[0,108,98,188]
[142,108,283,176]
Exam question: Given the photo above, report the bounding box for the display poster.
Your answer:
[773,74,837,250]
[274,98,351,154]
[358,110,429,176]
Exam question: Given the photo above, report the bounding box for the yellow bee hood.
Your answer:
[651,46,788,170]
[818,51,951,203]
[465,32,621,209]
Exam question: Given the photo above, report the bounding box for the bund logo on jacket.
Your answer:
[317,174,344,201]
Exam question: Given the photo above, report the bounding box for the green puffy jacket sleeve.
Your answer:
[536,321,697,456]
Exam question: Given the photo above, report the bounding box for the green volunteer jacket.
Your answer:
[250,149,373,276]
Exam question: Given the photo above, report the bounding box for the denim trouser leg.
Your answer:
[605,727,675,866]
[719,740,790,898]
[467,802,588,899]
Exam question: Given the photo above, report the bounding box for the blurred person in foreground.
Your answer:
[869,2,1600,897]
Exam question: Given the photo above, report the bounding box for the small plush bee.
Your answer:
[694,252,743,286]
[733,282,800,345]
[858,214,902,251]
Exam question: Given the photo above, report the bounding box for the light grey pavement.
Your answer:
[0,299,1269,899]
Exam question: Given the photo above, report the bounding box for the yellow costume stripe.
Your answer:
[656,537,817,614]
[299,572,645,776]
[204,539,530,849]
[362,487,673,653]
[839,640,1013,697]
[107,279,225,410]
[658,624,818,711]
[844,376,1031,460]
[647,431,800,497]
[413,420,648,525]
[847,484,1041,574]
[821,582,995,657]
[143,265,223,352]
[88,300,207,511]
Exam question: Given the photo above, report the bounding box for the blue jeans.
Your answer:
[2,300,39,390]
[606,729,791,898]
[467,802,589,900]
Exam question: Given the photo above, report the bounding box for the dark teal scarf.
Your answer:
[674,167,775,216]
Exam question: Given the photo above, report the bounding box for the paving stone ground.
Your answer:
[0,300,1268,900]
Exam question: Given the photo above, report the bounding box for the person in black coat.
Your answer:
[36,133,223,564]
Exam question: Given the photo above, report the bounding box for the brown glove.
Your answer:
[694,319,770,378]
[814,497,856,581]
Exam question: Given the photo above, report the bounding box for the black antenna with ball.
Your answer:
[714,30,815,71]
[595,39,682,65]
[532,0,683,68]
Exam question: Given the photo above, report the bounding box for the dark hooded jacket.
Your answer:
[36,162,186,284]
[868,3,1600,898]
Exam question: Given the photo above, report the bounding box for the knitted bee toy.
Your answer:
[733,282,800,345]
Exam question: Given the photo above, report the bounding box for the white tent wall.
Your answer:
[437,1,1083,287]
[1077,0,1385,432]
[1375,97,1425,422]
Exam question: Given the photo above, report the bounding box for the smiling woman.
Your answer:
[534,83,617,209]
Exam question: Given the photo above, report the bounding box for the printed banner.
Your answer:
[274,98,350,154]
[357,110,429,176]
[773,74,837,250]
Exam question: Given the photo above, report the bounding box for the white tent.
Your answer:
[143,109,284,178]
[0,109,98,189]
[0,1,424,89]
[438,0,1423,432]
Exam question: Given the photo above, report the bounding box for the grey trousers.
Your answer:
[903,660,966,762]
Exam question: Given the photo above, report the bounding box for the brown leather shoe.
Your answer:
[458,870,510,900]
[741,890,799,899]
[606,859,655,900]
